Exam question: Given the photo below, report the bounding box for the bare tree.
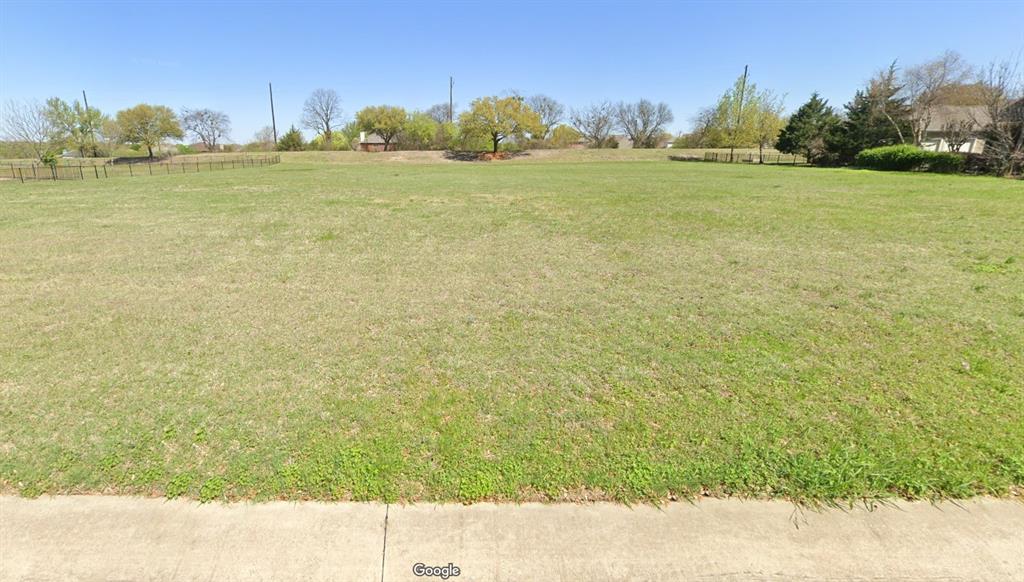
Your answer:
[301,88,342,143]
[2,99,53,160]
[688,106,719,147]
[615,100,674,148]
[252,126,276,150]
[942,118,976,152]
[181,108,231,152]
[903,51,973,145]
[569,102,615,148]
[526,95,564,139]
[974,58,1024,176]
[426,103,452,124]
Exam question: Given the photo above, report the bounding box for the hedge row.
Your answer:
[854,145,964,173]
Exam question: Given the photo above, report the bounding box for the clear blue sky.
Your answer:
[2,0,1022,142]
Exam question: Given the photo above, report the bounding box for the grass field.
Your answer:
[1,152,1022,503]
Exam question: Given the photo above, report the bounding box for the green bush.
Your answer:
[276,126,305,152]
[854,145,964,173]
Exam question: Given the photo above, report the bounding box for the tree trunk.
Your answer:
[147,145,154,158]
[492,135,500,154]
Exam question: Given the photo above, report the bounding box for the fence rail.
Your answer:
[703,151,806,165]
[3,154,281,182]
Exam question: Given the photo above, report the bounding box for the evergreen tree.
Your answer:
[776,93,841,164]
[276,126,305,151]
[828,64,913,163]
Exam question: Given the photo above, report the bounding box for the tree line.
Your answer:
[2,98,231,162]
[3,49,1020,175]
[264,89,675,154]
[678,51,1023,176]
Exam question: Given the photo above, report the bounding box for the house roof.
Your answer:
[925,105,990,131]
[359,132,386,144]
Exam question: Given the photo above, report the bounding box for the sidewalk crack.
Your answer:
[380,503,390,582]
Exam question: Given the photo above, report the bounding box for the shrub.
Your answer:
[854,145,964,173]
[276,126,305,151]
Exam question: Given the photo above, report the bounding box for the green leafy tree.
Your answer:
[549,124,582,148]
[671,133,701,148]
[276,125,305,151]
[339,121,363,151]
[458,96,543,153]
[752,90,786,163]
[356,105,407,150]
[308,133,350,151]
[715,70,760,155]
[776,93,841,164]
[434,121,458,150]
[398,112,438,150]
[114,104,183,158]
[44,97,106,157]
[683,106,728,148]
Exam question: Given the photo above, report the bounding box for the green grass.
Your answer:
[1,154,1022,503]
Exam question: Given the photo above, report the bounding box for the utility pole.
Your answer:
[269,82,278,145]
[82,89,97,156]
[449,76,454,123]
[731,65,749,162]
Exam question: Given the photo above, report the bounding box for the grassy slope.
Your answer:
[1,157,1021,502]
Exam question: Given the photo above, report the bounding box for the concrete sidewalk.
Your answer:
[1,496,1021,581]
